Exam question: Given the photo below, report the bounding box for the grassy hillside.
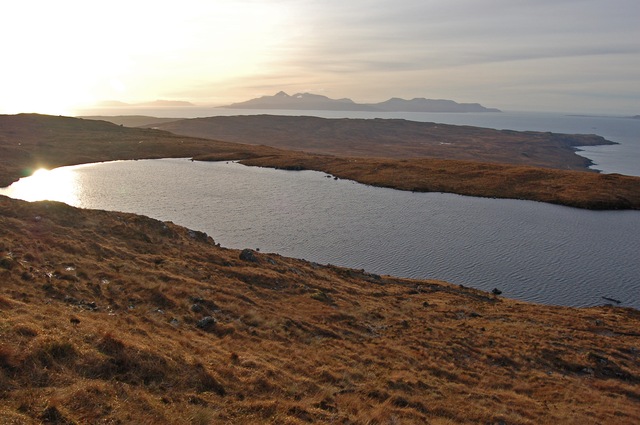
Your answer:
[141,115,613,170]
[0,113,282,187]
[1,114,639,210]
[1,195,639,424]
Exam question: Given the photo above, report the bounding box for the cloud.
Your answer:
[2,0,639,113]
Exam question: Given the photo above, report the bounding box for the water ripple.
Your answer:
[2,158,639,309]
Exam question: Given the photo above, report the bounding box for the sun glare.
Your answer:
[0,167,79,205]
[1,1,293,114]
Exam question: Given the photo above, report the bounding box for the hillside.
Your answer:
[79,115,183,128]
[1,195,639,424]
[144,115,610,171]
[1,114,640,210]
[0,113,282,188]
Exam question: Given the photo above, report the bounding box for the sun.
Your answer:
[1,1,295,115]
[0,167,79,205]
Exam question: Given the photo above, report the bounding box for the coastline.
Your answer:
[1,113,639,210]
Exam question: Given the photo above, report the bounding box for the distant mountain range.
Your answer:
[220,91,501,113]
[97,100,195,107]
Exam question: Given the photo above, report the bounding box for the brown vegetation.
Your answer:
[1,113,639,210]
[0,113,281,187]
[234,153,640,210]
[142,115,613,171]
[1,195,639,423]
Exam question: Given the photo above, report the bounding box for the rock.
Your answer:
[0,256,14,270]
[492,288,502,295]
[239,249,259,263]
[196,316,216,331]
[191,304,204,313]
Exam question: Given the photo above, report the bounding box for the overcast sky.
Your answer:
[2,0,639,114]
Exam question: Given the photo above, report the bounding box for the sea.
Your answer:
[1,109,639,309]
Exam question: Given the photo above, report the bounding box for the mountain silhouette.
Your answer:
[221,91,500,112]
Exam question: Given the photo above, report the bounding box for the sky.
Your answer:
[1,0,639,115]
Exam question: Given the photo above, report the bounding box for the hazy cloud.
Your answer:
[1,0,639,114]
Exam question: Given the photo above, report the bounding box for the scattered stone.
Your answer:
[0,256,14,270]
[188,229,214,244]
[196,316,216,331]
[239,249,259,263]
[191,304,204,313]
[492,288,502,295]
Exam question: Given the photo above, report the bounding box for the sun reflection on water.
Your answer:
[0,167,80,205]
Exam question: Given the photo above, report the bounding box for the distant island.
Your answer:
[97,99,195,107]
[220,91,501,113]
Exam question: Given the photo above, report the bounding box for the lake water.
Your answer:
[2,158,639,310]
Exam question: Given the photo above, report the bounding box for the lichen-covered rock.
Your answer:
[196,316,216,331]
[239,249,259,263]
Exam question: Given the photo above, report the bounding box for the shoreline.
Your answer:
[1,113,639,210]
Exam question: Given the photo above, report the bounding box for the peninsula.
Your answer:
[1,114,639,210]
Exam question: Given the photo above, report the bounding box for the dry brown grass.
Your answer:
[236,153,640,210]
[141,115,612,171]
[2,113,639,210]
[0,113,281,187]
[1,195,639,423]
